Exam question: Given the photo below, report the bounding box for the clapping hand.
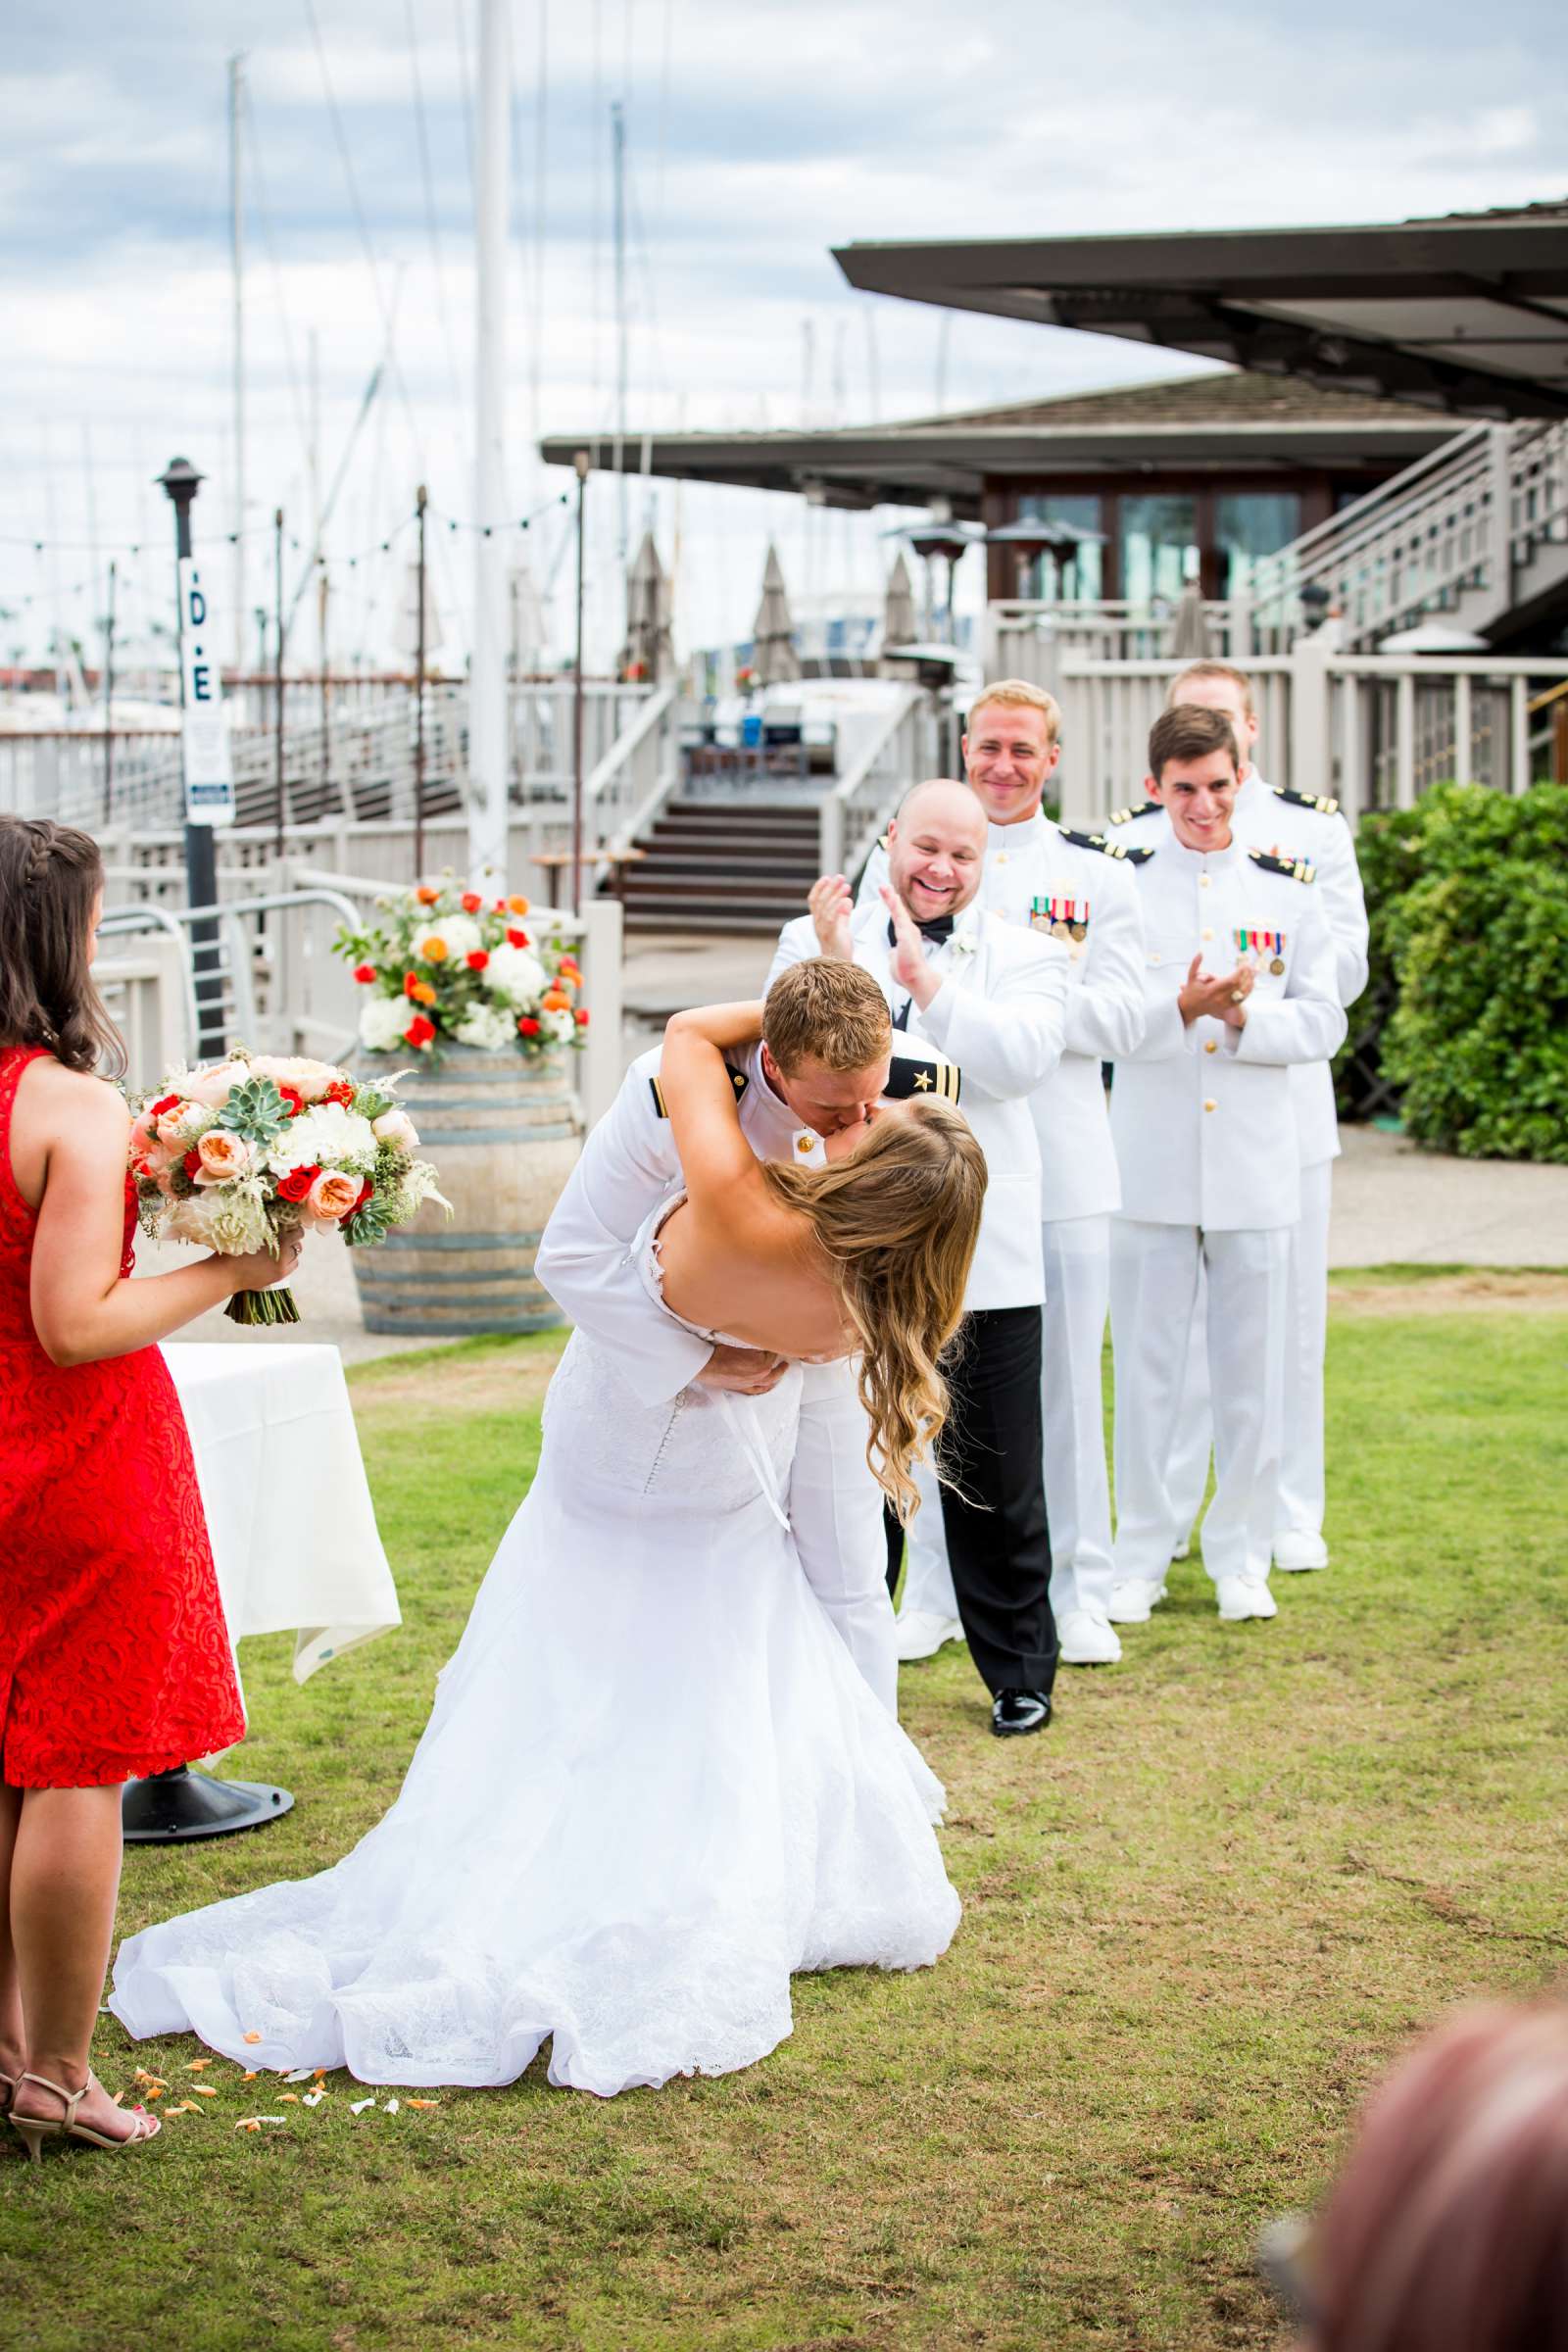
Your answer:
[1178,956,1253,1029]
[879,886,934,1002]
[808,874,856,960]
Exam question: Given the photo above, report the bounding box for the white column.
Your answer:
[468,0,512,882]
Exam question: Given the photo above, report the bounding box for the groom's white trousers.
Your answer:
[790,1357,900,1716]
[898,1214,1117,1626]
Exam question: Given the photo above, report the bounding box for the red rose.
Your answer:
[461,892,482,914]
[466,950,490,972]
[151,1093,181,1116]
[277,1085,306,1118]
[323,1078,355,1106]
[506,928,531,949]
[516,1016,541,1038]
[351,1177,374,1214]
[134,1157,155,1179]
[276,1164,320,1203]
[405,1015,436,1049]
[182,1148,203,1179]
[574,1007,590,1027]
[403,972,421,999]
[352,963,377,985]
[493,897,508,912]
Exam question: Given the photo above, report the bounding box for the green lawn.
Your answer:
[4,1287,1567,2352]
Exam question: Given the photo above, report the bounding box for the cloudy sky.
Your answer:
[3,0,1564,673]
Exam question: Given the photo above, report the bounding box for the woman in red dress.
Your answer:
[0,817,298,2161]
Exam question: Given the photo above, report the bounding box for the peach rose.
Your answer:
[371,1108,419,1152]
[192,1129,256,1185]
[305,1168,362,1222]
[181,1059,252,1109]
[249,1055,338,1103]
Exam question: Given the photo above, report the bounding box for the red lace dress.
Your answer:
[0,1045,244,1788]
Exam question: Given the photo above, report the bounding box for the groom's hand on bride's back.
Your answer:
[697,1343,790,1395]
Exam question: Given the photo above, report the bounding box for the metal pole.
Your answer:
[160,457,223,1059]
[612,99,628,563]
[415,484,428,876]
[229,54,246,676]
[571,451,589,916]
[273,506,286,856]
[318,561,331,808]
[468,0,512,882]
[101,558,117,825]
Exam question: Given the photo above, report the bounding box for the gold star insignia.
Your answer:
[912,1071,932,1090]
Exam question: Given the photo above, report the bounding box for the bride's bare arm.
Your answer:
[660,1004,769,1220]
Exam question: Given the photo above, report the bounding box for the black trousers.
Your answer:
[935,1304,1056,1696]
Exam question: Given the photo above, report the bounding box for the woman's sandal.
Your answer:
[9,2071,161,2165]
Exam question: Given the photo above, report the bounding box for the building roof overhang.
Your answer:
[832,210,1568,420]
[539,412,1453,518]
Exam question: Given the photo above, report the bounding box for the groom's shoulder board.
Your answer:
[885,1050,960,1105]
[649,1068,750,1119]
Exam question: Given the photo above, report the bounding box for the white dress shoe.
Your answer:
[894,1609,964,1663]
[1273,1530,1329,1573]
[1106,1578,1167,1625]
[1057,1608,1123,1666]
[1214,1577,1278,1622]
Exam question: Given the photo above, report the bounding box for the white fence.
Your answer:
[818,687,941,873]
[1054,633,1568,830]
[985,599,1256,693]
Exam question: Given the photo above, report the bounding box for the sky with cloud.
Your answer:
[2,0,1564,673]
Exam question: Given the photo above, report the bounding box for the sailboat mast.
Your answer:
[612,98,628,563]
[229,52,246,680]
[469,0,512,880]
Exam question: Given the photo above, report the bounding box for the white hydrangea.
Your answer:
[483,942,548,1009]
[454,1002,517,1052]
[541,1006,576,1046]
[359,996,413,1053]
[417,914,483,962]
[166,1179,273,1256]
[269,1102,378,1177]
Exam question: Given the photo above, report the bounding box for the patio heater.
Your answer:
[901,518,981,645]
[984,515,1107,603]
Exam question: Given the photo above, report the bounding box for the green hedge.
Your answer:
[1338,783,1568,1161]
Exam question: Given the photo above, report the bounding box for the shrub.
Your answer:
[1376,783,1568,1161]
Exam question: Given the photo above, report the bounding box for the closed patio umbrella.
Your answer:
[752,543,801,685]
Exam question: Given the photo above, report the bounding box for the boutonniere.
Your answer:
[952,914,979,957]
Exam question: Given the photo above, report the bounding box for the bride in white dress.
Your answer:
[112,999,987,2097]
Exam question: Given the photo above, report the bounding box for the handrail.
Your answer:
[818,685,925,872]
[1261,422,1491,572]
[583,680,676,806]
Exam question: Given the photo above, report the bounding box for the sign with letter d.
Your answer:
[177,557,235,826]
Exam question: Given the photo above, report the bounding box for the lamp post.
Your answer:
[904,518,979,645]
[571,449,589,916]
[158,457,225,1059]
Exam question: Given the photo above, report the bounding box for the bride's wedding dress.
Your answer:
[111,1196,960,2097]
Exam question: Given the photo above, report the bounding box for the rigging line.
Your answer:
[529,0,550,479]
[652,0,673,250]
[590,0,604,413]
[241,78,314,471]
[406,0,468,447]
[451,0,476,205]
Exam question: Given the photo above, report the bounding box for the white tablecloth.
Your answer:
[161,1343,401,1684]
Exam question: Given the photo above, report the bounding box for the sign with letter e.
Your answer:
[177,557,235,825]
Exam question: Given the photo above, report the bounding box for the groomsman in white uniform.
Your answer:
[1106,705,1347,1623]
[770,780,1071,1736]
[1107,662,1368,1574]
[853,681,1147,1666]
[536,957,912,1715]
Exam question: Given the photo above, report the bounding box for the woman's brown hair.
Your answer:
[0,818,123,1076]
[760,1095,985,1519]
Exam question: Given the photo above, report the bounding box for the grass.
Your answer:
[4,1292,1567,2351]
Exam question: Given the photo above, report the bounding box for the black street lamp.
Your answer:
[158,457,225,1058]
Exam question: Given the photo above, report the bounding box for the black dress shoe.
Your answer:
[991,1687,1052,1738]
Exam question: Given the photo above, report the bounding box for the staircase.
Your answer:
[613,801,824,933]
[1250,417,1568,652]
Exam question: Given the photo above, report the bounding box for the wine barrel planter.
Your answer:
[350,1046,582,1338]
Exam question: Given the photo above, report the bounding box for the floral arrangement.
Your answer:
[128,1052,447,1326]
[334,881,589,1061]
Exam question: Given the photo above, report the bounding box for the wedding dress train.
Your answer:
[111,1199,960,2096]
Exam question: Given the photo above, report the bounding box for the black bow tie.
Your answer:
[888,913,954,949]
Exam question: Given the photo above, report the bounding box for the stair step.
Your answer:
[631,850,820,877]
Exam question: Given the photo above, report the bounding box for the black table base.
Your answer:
[122,1764,295,1845]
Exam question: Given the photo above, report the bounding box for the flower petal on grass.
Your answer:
[243,2032,263,2045]
[302,2090,326,2109]
[384,2099,400,2115]
[407,2098,439,2109]
[349,2097,376,2115]
[283,2067,316,2083]
[186,2059,212,2072]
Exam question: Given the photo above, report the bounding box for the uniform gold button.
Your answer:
[1201,927,1213,940]
[1203,1098,1217,1111]
[1203,1040,1217,1054]
[1200,875,1210,889]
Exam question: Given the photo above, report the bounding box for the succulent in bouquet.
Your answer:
[127,1052,448,1326]
[336,879,590,1059]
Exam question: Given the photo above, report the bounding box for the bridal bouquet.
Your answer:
[128,1052,448,1326]
[335,880,589,1061]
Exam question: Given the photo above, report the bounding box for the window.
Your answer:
[1015,493,1104,602]
[1215,492,1302,595]
[1121,496,1199,607]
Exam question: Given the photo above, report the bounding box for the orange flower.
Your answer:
[507,894,530,915]
[412,981,437,1006]
[418,935,450,962]
[416,885,440,906]
[541,990,569,1013]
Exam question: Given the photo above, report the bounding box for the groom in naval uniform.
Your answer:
[769,779,1071,1738]
[535,956,954,1720]
[1108,661,1368,1577]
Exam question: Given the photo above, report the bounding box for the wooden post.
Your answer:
[414,484,428,876]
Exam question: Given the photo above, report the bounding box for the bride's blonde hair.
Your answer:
[760,1097,985,1521]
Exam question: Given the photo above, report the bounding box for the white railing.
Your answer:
[986,598,1250,686]
[817,685,934,873]
[1054,633,1568,829]
[1250,419,1568,650]
[94,935,192,1090]
[587,681,681,849]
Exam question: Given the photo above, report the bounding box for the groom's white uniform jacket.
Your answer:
[767,901,1069,1311]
